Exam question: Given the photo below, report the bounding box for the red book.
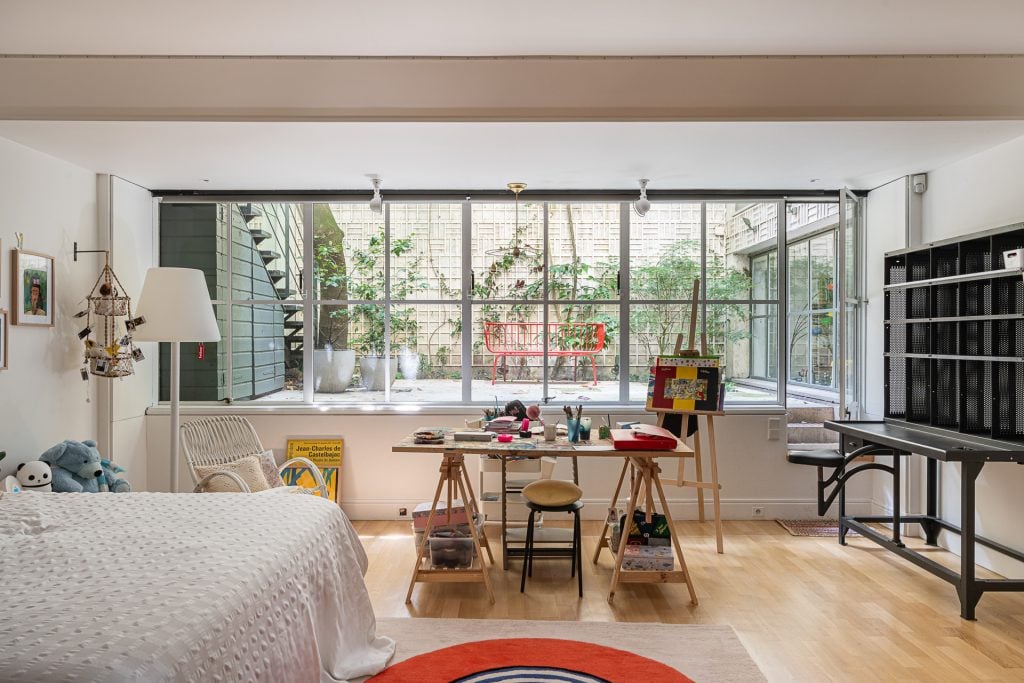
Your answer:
[610,424,679,451]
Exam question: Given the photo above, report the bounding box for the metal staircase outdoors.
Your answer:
[238,203,305,375]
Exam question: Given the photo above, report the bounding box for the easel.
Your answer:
[606,454,698,604]
[655,278,725,554]
[405,452,495,604]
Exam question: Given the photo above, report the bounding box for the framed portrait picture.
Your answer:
[11,249,55,327]
[0,309,7,370]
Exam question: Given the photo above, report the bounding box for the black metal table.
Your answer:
[825,420,1024,620]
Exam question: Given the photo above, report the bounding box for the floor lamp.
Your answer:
[133,268,221,492]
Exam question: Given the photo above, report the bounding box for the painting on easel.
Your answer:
[646,357,722,412]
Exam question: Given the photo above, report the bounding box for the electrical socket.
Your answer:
[398,507,408,517]
[752,506,765,518]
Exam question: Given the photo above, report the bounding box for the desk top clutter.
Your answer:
[395,426,689,457]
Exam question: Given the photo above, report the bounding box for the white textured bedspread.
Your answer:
[0,492,394,682]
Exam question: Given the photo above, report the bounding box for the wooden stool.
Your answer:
[520,480,584,597]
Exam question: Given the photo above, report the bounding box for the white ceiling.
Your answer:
[2,0,1024,56]
[1,120,1022,191]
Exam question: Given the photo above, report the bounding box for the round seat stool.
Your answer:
[520,480,584,597]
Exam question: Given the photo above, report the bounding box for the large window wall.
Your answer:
[159,195,810,407]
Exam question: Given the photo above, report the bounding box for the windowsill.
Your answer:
[144,403,788,417]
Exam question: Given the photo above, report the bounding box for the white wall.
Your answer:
[921,135,1024,243]
[864,178,911,517]
[920,134,1024,578]
[0,137,99,475]
[145,409,873,521]
[97,175,156,490]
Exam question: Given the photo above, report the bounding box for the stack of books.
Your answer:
[482,416,521,434]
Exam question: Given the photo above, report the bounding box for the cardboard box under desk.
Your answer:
[412,500,469,530]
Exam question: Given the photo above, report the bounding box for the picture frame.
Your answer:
[282,436,344,504]
[0,309,8,370]
[11,249,55,327]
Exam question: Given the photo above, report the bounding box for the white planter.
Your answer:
[360,356,398,391]
[398,348,421,381]
[313,348,356,393]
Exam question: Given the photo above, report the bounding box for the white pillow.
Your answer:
[258,450,286,488]
[195,455,271,493]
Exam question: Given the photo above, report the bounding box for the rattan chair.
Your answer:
[180,416,328,496]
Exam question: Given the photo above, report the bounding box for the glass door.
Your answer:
[838,189,862,419]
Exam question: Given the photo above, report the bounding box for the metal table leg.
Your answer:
[958,461,984,620]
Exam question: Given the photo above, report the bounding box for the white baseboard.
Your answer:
[340,497,875,522]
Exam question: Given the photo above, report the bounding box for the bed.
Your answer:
[0,491,395,682]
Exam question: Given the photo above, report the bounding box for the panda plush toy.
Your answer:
[16,461,53,492]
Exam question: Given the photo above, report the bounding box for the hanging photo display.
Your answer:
[80,261,145,378]
[11,249,55,327]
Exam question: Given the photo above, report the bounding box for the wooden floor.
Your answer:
[355,519,1024,682]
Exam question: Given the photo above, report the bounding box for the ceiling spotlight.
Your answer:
[368,176,383,214]
[633,178,651,217]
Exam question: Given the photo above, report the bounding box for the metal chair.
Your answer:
[180,416,328,496]
[787,443,895,544]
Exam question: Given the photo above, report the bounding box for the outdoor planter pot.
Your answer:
[314,347,356,393]
[360,355,398,391]
[398,347,421,381]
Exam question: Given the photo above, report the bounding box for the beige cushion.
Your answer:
[258,450,286,488]
[195,455,271,493]
[523,479,582,507]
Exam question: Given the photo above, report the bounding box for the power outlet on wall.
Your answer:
[766,418,782,441]
[752,506,765,518]
[398,507,408,517]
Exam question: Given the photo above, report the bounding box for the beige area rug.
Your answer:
[366,617,765,682]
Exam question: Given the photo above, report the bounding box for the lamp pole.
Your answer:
[170,341,181,493]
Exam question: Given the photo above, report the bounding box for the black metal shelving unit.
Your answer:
[884,222,1024,442]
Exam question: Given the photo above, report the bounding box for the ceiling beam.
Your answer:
[2,55,1023,122]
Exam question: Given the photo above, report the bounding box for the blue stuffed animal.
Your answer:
[39,440,131,493]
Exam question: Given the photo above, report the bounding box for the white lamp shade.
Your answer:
[132,268,221,342]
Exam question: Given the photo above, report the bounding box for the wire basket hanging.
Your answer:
[80,259,143,378]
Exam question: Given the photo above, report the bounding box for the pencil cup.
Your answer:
[544,423,557,441]
[567,419,581,443]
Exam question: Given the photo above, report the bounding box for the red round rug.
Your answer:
[367,637,693,682]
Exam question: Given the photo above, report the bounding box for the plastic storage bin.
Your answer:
[428,533,475,569]
[413,513,483,559]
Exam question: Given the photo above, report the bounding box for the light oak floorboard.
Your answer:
[356,519,1024,682]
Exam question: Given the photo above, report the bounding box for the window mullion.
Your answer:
[619,201,630,404]
[700,201,707,355]
[461,201,472,403]
[777,200,789,407]
[302,202,315,405]
[542,201,550,403]
[383,202,392,403]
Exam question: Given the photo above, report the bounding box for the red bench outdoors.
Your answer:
[483,321,606,386]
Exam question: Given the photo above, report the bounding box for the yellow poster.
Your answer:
[282,437,343,503]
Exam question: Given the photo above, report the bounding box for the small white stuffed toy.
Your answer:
[16,461,53,492]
